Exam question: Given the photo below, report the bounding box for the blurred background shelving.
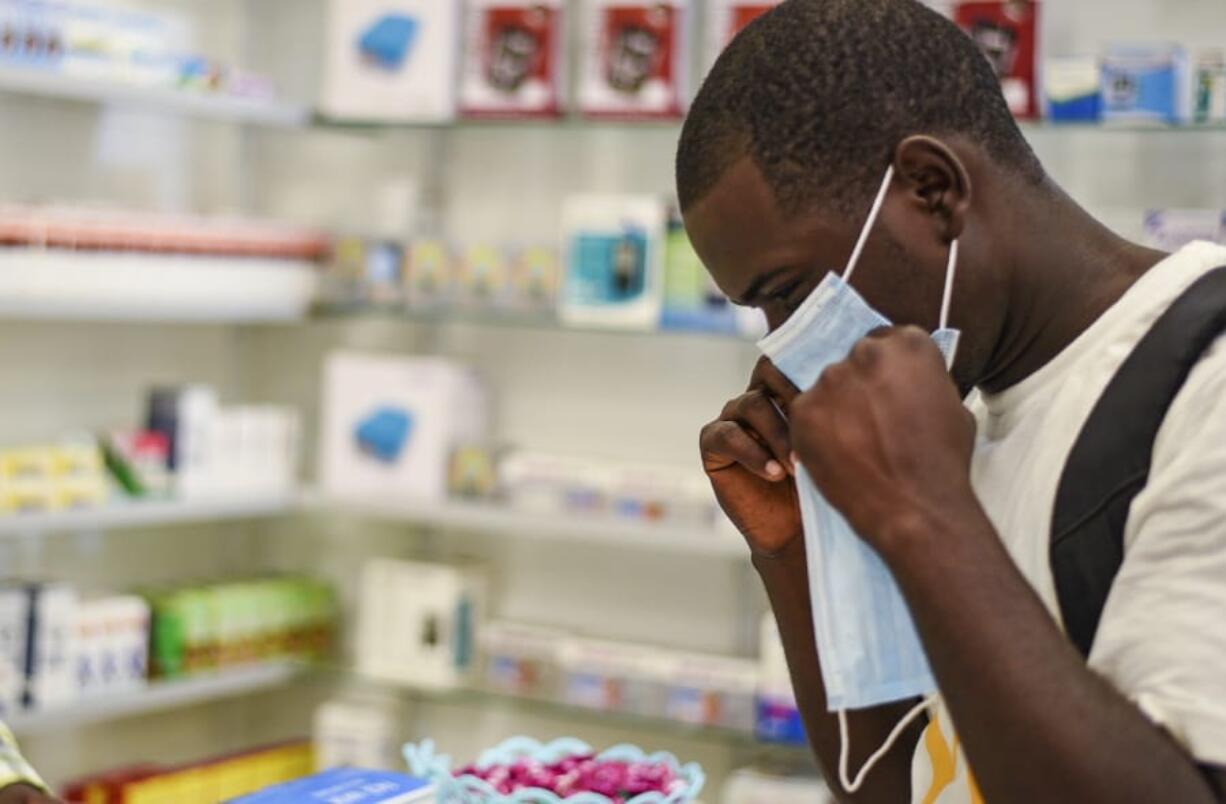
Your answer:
[2,0,1226,801]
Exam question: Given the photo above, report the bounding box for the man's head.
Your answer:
[676,0,1048,388]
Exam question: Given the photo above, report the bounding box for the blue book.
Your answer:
[229,768,434,803]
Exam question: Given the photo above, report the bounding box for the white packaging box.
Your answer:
[320,352,489,502]
[559,638,657,712]
[560,194,667,331]
[658,651,759,732]
[480,620,568,698]
[75,594,150,698]
[0,586,29,718]
[460,0,567,118]
[577,0,691,118]
[314,697,408,771]
[24,583,78,711]
[1143,209,1225,253]
[320,0,461,123]
[356,559,486,691]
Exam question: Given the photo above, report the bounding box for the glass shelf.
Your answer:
[311,304,759,345]
[381,683,809,755]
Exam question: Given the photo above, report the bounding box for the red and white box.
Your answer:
[704,1,778,68]
[578,0,691,119]
[951,1,1040,119]
[460,0,566,118]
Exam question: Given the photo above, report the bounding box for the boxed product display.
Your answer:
[455,243,512,309]
[952,1,1040,119]
[460,0,566,119]
[320,352,490,501]
[577,0,690,119]
[62,741,315,804]
[1195,50,1226,124]
[704,1,778,68]
[560,194,667,330]
[0,586,28,717]
[405,239,457,310]
[1143,209,1225,252]
[1045,56,1102,122]
[315,697,410,772]
[73,594,150,699]
[145,576,336,679]
[21,582,77,710]
[1101,43,1192,125]
[658,652,758,733]
[0,440,108,513]
[481,621,567,699]
[356,558,487,691]
[660,212,738,334]
[147,386,300,498]
[498,450,716,526]
[320,0,461,123]
[234,768,434,804]
[755,614,805,745]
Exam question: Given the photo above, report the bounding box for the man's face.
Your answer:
[683,157,972,379]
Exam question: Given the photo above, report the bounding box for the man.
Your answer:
[677,1,1226,802]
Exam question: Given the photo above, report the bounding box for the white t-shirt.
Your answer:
[911,241,1226,803]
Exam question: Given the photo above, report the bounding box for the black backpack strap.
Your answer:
[1052,265,1226,658]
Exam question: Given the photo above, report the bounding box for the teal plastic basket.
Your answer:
[404,737,705,804]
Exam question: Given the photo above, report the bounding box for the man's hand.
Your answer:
[0,784,59,804]
[699,356,801,554]
[788,326,977,555]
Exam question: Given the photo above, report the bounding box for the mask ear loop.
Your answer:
[842,165,896,287]
[838,695,938,794]
[939,239,959,330]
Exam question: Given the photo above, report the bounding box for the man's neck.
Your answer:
[978,184,1167,395]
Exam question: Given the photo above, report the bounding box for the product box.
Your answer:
[1044,56,1101,123]
[460,0,566,119]
[660,212,738,334]
[1101,44,1192,126]
[660,652,758,732]
[756,614,805,745]
[320,0,461,123]
[319,352,489,501]
[230,768,434,804]
[0,586,28,718]
[952,1,1040,120]
[560,194,667,330]
[1195,50,1226,125]
[404,239,455,310]
[22,582,78,710]
[455,243,511,309]
[578,0,690,119]
[356,559,486,691]
[74,594,150,699]
[314,697,408,772]
[703,1,778,68]
[481,621,568,698]
[510,244,561,313]
[1143,209,1225,252]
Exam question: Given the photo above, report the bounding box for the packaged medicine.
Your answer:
[578,0,690,119]
[461,0,566,119]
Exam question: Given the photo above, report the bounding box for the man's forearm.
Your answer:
[885,500,1219,804]
[754,537,924,804]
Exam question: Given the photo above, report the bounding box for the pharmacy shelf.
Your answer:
[313,305,760,345]
[6,661,309,735]
[0,251,318,324]
[0,68,308,127]
[0,493,298,538]
[308,493,747,558]
[357,679,806,754]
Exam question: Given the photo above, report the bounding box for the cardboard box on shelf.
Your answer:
[320,0,461,123]
[560,194,667,331]
[952,1,1040,120]
[320,352,489,502]
[577,0,690,119]
[356,558,486,691]
[461,0,566,119]
[1101,43,1192,126]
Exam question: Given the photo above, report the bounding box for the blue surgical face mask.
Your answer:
[756,164,959,794]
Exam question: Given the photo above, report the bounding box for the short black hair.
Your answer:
[676,0,1043,216]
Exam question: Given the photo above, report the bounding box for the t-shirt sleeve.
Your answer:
[1088,342,1226,766]
[0,721,49,794]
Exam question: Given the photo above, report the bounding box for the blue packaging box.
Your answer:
[229,768,434,803]
[1102,44,1191,125]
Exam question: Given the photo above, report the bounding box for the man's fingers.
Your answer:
[700,420,788,481]
[749,356,800,406]
[721,391,793,472]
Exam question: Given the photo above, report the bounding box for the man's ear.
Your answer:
[892,136,972,243]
